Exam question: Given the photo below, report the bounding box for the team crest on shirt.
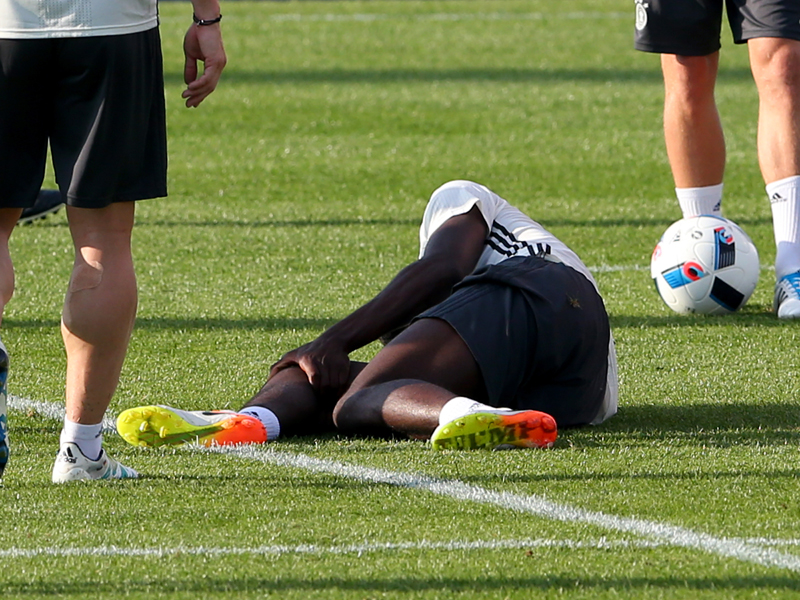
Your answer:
[635,0,649,31]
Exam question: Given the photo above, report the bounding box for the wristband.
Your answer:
[193,13,222,26]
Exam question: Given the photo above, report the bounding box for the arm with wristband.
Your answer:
[182,0,227,107]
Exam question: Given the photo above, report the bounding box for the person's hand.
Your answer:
[182,21,227,107]
[269,338,352,392]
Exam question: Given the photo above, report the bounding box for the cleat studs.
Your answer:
[120,412,138,424]
[138,421,150,432]
[159,426,168,439]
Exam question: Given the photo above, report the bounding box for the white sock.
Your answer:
[239,406,280,441]
[768,175,800,279]
[676,184,723,218]
[60,419,103,461]
[437,397,508,426]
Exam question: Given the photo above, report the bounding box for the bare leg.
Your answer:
[0,208,20,476]
[749,38,800,286]
[748,38,800,184]
[0,208,22,320]
[333,318,487,439]
[661,53,726,188]
[243,361,367,437]
[62,203,137,424]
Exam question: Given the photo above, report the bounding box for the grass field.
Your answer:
[3,1,800,598]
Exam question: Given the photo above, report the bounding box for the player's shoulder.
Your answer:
[426,180,506,215]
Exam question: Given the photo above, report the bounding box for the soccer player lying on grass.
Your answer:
[118,180,618,451]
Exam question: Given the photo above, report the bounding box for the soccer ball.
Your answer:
[651,215,760,314]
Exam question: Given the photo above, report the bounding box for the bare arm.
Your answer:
[182,0,227,107]
[270,206,489,390]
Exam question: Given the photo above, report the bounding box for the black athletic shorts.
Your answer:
[634,0,800,56]
[416,256,610,428]
[0,28,167,208]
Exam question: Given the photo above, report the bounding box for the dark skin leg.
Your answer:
[242,318,486,440]
[242,361,367,437]
[332,318,488,439]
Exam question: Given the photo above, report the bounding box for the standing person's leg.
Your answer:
[661,52,726,217]
[62,203,137,423]
[51,203,140,482]
[633,0,727,217]
[0,36,52,479]
[0,209,20,477]
[748,37,800,317]
[49,30,166,480]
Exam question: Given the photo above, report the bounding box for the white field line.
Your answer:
[9,394,800,572]
[10,396,115,433]
[214,444,800,573]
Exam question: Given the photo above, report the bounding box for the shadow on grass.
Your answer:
[163,65,756,86]
[6,573,800,595]
[19,212,775,230]
[602,402,800,436]
[1,316,340,332]
[608,308,790,329]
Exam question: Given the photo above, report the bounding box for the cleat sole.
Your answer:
[431,410,557,451]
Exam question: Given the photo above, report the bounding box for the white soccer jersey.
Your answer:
[419,180,618,424]
[0,0,157,38]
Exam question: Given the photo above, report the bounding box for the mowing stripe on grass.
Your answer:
[263,12,630,24]
[0,538,666,559]
[10,397,800,572]
[5,537,800,560]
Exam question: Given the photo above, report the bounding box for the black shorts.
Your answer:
[0,29,167,209]
[634,0,800,56]
[416,256,610,428]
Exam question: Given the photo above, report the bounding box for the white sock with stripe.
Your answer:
[59,419,103,461]
[767,175,800,280]
[676,184,723,218]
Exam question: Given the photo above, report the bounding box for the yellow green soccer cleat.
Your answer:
[116,405,267,448]
[430,409,557,450]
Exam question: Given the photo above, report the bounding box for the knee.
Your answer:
[663,54,719,104]
[332,388,382,435]
[751,39,800,96]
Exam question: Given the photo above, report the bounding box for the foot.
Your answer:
[0,341,8,478]
[52,443,139,483]
[116,405,267,448]
[774,271,800,319]
[430,409,557,450]
[18,189,64,225]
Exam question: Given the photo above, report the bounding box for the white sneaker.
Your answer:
[774,271,800,319]
[52,443,139,483]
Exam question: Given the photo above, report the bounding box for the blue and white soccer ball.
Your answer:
[651,215,760,315]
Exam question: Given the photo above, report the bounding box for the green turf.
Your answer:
[3,1,800,598]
